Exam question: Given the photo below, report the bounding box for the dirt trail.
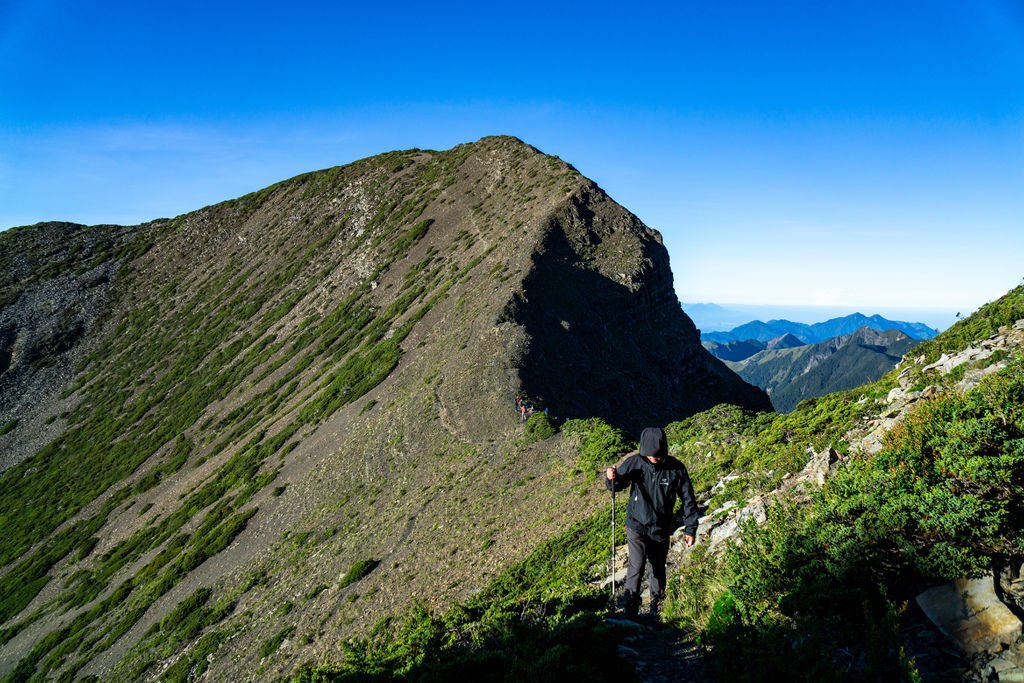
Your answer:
[610,615,709,682]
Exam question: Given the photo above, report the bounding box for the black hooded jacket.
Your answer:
[606,427,699,540]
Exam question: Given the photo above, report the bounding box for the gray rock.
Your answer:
[990,656,1017,673]
[805,446,839,486]
[916,573,1023,654]
[598,567,628,589]
[607,618,644,631]
[708,517,740,549]
[997,669,1024,683]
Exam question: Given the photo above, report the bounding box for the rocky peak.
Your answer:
[504,177,769,432]
[766,332,803,350]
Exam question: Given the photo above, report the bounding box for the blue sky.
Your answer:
[2,1,1022,319]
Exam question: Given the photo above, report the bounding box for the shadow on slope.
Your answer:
[505,221,768,435]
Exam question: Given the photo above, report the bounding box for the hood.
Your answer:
[639,427,668,458]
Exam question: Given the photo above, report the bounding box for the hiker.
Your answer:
[606,427,698,617]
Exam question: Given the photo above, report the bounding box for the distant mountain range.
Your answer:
[725,327,922,412]
[703,333,804,362]
[684,302,956,333]
[702,313,938,347]
[700,313,934,410]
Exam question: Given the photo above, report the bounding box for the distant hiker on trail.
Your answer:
[606,427,698,618]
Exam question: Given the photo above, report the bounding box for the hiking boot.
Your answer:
[649,593,664,618]
[620,590,640,618]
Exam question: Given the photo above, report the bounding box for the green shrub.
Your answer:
[389,218,434,259]
[561,418,633,472]
[339,559,379,590]
[0,419,18,437]
[261,626,296,657]
[689,357,1024,680]
[304,585,328,601]
[160,630,228,682]
[523,412,556,442]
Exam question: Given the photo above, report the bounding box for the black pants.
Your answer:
[625,527,669,601]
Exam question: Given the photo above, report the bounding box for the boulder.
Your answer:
[706,496,767,551]
[808,446,840,485]
[599,566,628,590]
[999,562,1024,613]
[984,646,1024,683]
[916,572,1023,655]
[783,447,840,490]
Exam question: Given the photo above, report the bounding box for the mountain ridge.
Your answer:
[702,312,937,346]
[726,326,921,411]
[0,135,768,680]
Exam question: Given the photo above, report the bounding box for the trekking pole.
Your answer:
[610,484,616,609]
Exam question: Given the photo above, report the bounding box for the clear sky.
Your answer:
[2,1,1022,316]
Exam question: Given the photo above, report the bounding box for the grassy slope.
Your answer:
[0,138,598,681]
[1,150,457,680]
[290,419,639,683]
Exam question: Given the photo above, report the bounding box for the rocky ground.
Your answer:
[852,319,1024,456]
[0,258,122,471]
[610,615,708,683]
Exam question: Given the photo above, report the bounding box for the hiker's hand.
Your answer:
[684,534,695,548]
[606,467,617,481]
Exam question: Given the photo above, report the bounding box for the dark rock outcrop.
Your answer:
[503,185,769,433]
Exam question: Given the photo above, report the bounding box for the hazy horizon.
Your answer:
[683,301,961,332]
